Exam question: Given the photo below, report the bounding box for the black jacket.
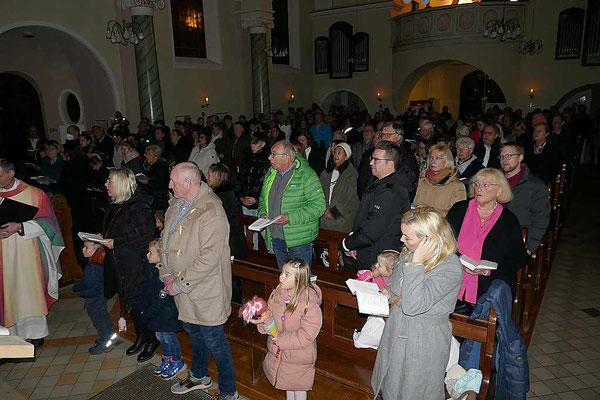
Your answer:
[504,165,550,252]
[525,140,562,184]
[447,200,528,299]
[473,139,501,169]
[142,161,170,210]
[141,261,183,333]
[103,189,155,306]
[236,146,271,209]
[343,171,411,267]
[307,144,325,176]
[357,144,418,200]
[213,184,248,260]
[457,156,484,181]
[231,133,251,170]
[171,140,193,164]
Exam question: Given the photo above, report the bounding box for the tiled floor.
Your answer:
[526,171,600,400]
[0,294,165,400]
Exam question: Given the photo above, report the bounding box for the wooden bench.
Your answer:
[229,259,498,398]
[51,194,81,284]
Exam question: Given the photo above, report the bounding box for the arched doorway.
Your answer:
[0,73,44,159]
[321,90,368,113]
[0,23,118,143]
[555,84,600,115]
[459,70,506,118]
[399,60,510,121]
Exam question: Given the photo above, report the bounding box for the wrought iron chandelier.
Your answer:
[483,1,521,41]
[104,0,164,46]
[518,0,543,55]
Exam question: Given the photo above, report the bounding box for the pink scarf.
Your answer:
[457,199,503,303]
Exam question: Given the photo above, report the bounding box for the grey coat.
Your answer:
[371,253,462,400]
[319,162,360,233]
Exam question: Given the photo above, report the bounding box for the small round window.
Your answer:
[65,93,81,123]
[59,90,83,124]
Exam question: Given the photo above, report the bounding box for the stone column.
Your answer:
[241,13,274,117]
[131,5,164,122]
[250,30,271,116]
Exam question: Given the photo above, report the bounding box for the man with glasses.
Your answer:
[500,143,550,253]
[341,141,410,270]
[258,141,325,268]
[473,124,501,169]
[356,122,417,199]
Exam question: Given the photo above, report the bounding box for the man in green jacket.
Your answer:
[258,141,326,268]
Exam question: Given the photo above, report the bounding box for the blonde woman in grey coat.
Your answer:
[371,207,462,399]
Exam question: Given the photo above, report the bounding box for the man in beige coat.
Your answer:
[160,163,239,399]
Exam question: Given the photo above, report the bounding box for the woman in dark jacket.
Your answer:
[60,142,94,256]
[525,122,562,184]
[140,145,169,210]
[236,132,271,212]
[446,168,528,313]
[102,168,158,361]
[207,163,248,303]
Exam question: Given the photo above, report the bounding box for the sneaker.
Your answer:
[170,373,212,394]
[154,356,171,376]
[89,333,121,355]
[161,358,187,380]
[217,392,240,400]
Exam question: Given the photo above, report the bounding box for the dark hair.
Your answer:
[68,125,80,133]
[171,129,183,138]
[374,141,401,171]
[199,129,212,142]
[63,141,84,159]
[534,122,551,133]
[0,158,16,173]
[224,115,232,121]
[80,133,92,142]
[251,132,267,143]
[500,141,524,156]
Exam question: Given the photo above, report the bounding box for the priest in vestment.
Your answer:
[0,158,64,344]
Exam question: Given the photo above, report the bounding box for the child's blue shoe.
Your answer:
[161,358,187,380]
[154,356,171,376]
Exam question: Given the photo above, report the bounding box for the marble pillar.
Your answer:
[250,32,271,116]
[132,14,164,122]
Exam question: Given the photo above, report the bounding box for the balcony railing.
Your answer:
[391,1,528,49]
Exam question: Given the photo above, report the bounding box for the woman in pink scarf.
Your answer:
[446,169,528,311]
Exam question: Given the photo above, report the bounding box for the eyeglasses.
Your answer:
[473,182,498,190]
[370,156,392,163]
[270,152,288,157]
[375,132,396,139]
[429,156,445,161]
[498,153,520,161]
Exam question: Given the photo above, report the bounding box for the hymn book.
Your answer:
[346,279,390,317]
[459,255,498,271]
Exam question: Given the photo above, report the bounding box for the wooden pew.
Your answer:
[228,259,497,398]
[51,194,81,284]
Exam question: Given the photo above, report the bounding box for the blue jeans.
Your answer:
[182,322,236,396]
[271,238,313,270]
[155,331,182,360]
[84,296,114,342]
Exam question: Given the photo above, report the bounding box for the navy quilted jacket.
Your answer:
[459,279,530,400]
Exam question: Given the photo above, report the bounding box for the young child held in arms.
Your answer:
[74,241,120,354]
[356,249,401,289]
[144,239,185,380]
[250,258,323,400]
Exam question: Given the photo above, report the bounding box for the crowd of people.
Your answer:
[1,101,598,399]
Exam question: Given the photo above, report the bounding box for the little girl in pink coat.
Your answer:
[251,258,323,400]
